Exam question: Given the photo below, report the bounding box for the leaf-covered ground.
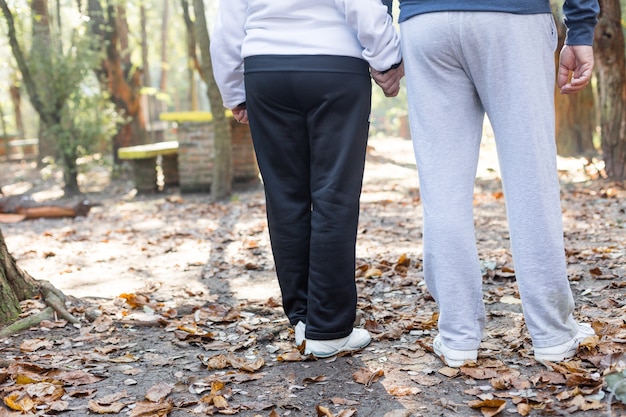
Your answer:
[0,135,624,417]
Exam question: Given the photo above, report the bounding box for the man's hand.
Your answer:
[371,62,404,97]
[558,45,594,94]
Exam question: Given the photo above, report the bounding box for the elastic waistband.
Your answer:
[244,55,370,75]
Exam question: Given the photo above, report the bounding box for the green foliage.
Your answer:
[26,14,124,182]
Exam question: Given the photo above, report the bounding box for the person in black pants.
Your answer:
[211,0,403,358]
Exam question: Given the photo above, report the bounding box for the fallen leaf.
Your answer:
[129,400,173,417]
[352,368,384,386]
[145,382,173,402]
[87,400,128,414]
[468,398,506,416]
[388,386,421,396]
[19,339,53,353]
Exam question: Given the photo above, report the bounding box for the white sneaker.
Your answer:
[304,328,371,358]
[433,335,478,368]
[534,322,595,362]
[294,321,305,347]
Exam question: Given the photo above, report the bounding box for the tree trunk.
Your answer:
[193,0,232,200]
[30,0,58,165]
[140,2,151,88]
[87,0,148,163]
[9,76,24,139]
[181,0,200,111]
[594,0,626,180]
[159,1,169,92]
[0,229,39,325]
[553,12,597,157]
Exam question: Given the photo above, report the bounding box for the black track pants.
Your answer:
[244,58,372,340]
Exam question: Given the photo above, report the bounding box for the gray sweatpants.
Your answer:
[400,12,579,350]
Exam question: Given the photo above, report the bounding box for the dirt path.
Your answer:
[0,135,624,417]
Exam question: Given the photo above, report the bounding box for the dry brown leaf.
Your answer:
[93,315,114,332]
[3,392,35,413]
[19,338,53,353]
[460,367,500,380]
[97,391,129,404]
[110,353,140,363]
[228,355,265,372]
[212,395,229,409]
[490,377,510,390]
[303,375,327,384]
[352,368,384,386]
[387,386,421,396]
[269,409,281,417]
[277,350,303,362]
[409,374,441,386]
[468,398,507,416]
[331,397,359,406]
[396,253,411,266]
[48,400,69,412]
[129,400,173,417]
[198,304,241,323]
[145,382,173,402]
[336,409,358,417]
[517,402,532,416]
[119,293,153,309]
[316,405,335,417]
[58,370,104,386]
[364,268,382,278]
[87,400,128,414]
[538,371,567,385]
[25,382,64,402]
[566,394,604,411]
[438,367,460,378]
[364,319,385,334]
[39,320,68,329]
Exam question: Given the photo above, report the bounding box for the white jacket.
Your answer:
[210,0,402,109]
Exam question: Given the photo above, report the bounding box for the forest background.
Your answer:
[0,1,625,417]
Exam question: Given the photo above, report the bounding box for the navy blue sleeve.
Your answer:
[562,0,599,45]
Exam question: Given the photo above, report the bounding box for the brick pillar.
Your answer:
[176,117,259,193]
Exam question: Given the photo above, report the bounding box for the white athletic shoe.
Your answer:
[304,328,371,358]
[433,335,478,368]
[534,322,595,362]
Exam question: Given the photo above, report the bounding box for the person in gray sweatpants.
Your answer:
[397,1,599,367]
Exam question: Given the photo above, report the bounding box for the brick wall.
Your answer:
[176,118,259,193]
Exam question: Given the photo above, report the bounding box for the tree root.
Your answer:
[0,281,81,339]
[0,307,54,339]
[37,280,80,325]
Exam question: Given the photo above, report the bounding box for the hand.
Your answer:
[558,45,594,94]
[232,106,249,124]
[371,62,404,97]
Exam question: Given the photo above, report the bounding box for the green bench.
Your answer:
[117,141,179,193]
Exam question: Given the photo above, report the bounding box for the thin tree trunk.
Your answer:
[141,2,151,88]
[181,0,200,111]
[87,0,148,161]
[594,0,626,180]
[9,76,24,139]
[30,0,58,164]
[193,0,232,200]
[159,1,169,92]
